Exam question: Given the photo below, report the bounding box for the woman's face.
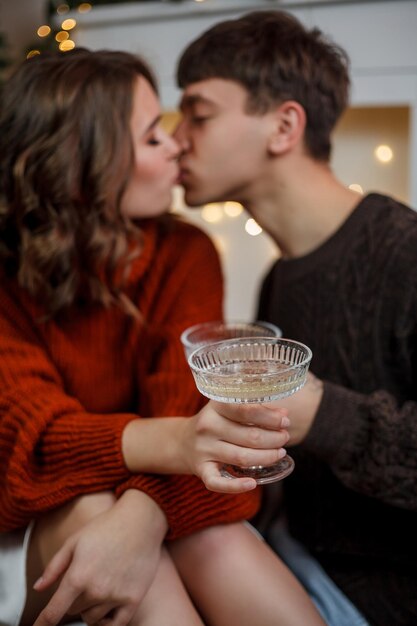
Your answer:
[121,76,180,219]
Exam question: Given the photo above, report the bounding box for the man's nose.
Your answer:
[173,120,190,152]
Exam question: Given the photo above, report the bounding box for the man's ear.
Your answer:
[267,101,306,155]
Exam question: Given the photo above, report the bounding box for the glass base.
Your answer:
[220,455,295,485]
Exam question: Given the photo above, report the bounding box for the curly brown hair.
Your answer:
[0,48,157,316]
[177,10,350,162]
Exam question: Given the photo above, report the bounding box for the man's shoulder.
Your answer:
[360,193,417,254]
[356,196,417,305]
[362,193,417,230]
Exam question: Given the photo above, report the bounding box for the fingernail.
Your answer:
[243,479,257,490]
[33,576,43,590]
[281,416,290,428]
[278,448,287,458]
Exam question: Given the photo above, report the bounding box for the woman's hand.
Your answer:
[122,403,289,495]
[180,400,290,493]
[33,490,167,626]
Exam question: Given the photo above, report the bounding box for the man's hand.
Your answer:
[268,372,323,445]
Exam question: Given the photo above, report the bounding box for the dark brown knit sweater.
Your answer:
[257,193,417,626]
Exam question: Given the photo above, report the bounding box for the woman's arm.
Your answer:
[121,401,290,491]
[30,490,167,626]
[0,291,135,531]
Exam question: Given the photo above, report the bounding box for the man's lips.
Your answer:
[177,167,192,185]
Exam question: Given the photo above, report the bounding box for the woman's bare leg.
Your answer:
[21,493,204,626]
[132,548,204,626]
[169,522,326,626]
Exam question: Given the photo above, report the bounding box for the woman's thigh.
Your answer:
[169,522,326,626]
[132,548,204,626]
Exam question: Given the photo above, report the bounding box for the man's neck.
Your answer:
[244,155,362,259]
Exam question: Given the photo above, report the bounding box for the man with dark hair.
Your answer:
[175,10,417,626]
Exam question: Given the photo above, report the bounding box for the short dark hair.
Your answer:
[0,49,156,316]
[177,10,350,161]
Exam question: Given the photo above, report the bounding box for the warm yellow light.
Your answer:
[59,39,76,51]
[55,30,70,42]
[194,0,207,3]
[57,3,70,15]
[27,50,41,59]
[224,201,243,218]
[349,183,364,194]
[245,218,262,236]
[213,235,227,255]
[61,18,77,30]
[171,186,186,213]
[374,144,393,163]
[201,204,224,223]
[37,25,51,37]
[78,2,92,12]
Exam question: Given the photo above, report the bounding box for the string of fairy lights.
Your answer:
[27,0,208,58]
[27,2,92,58]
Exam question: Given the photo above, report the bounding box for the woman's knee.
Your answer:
[170,521,248,565]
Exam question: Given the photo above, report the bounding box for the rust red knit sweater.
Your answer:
[0,217,259,539]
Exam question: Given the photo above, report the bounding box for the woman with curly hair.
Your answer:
[0,49,324,626]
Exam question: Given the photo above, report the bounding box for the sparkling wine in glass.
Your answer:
[188,337,312,484]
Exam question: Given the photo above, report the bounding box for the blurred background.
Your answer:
[1,0,416,319]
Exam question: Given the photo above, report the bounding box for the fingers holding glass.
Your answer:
[188,337,312,484]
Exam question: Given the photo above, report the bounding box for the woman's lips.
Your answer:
[177,168,191,185]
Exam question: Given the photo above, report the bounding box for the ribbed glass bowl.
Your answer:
[188,337,312,403]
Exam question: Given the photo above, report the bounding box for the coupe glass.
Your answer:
[181,320,282,359]
[188,336,312,484]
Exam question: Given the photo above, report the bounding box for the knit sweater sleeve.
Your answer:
[304,381,417,510]
[0,291,133,532]
[303,230,417,511]
[115,221,260,539]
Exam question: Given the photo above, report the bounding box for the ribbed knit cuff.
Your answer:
[4,385,134,488]
[41,410,134,487]
[303,380,367,463]
[1,392,136,530]
[115,474,260,540]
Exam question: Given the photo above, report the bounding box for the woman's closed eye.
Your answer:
[147,137,161,146]
[191,116,210,125]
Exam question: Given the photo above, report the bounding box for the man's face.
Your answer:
[175,78,271,207]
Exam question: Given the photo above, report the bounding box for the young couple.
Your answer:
[0,9,416,626]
